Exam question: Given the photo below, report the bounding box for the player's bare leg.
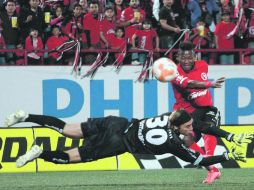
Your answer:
[65,148,82,162]
[63,124,83,138]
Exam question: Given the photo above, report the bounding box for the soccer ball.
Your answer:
[152,57,178,82]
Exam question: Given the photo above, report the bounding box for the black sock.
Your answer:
[208,127,231,139]
[39,151,69,164]
[25,114,66,133]
[201,123,231,139]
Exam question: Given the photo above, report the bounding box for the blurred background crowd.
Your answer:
[0,0,253,65]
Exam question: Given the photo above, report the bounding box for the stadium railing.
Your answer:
[0,48,253,65]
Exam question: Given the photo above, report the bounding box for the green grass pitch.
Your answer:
[1,169,254,190]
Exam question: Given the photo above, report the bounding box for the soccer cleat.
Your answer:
[4,110,27,127]
[203,170,221,184]
[16,145,42,168]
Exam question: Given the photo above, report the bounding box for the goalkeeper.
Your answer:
[4,109,252,172]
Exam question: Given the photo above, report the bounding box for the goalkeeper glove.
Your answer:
[225,145,247,163]
[232,133,254,146]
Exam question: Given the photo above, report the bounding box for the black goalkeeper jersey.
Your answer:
[124,113,204,165]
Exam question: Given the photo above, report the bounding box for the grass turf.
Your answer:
[1,169,253,190]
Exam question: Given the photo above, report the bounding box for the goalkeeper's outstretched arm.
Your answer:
[197,145,247,166]
[174,143,247,167]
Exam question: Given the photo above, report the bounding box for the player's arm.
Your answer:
[172,74,225,89]
[172,142,246,167]
[187,77,225,89]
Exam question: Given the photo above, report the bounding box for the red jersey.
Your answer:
[47,35,69,60]
[108,35,126,64]
[99,18,116,41]
[135,29,157,50]
[171,60,213,113]
[108,35,126,51]
[120,7,146,41]
[62,16,87,43]
[25,36,44,57]
[83,13,100,45]
[214,21,236,49]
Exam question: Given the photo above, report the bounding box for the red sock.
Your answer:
[189,142,205,155]
[204,135,217,156]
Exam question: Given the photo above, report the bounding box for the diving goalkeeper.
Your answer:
[4,109,253,178]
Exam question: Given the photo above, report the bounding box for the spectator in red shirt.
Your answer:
[62,4,86,45]
[190,18,212,48]
[25,28,44,65]
[83,0,101,65]
[214,11,236,64]
[83,0,100,48]
[100,6,116,48]
[189,18,212,63]
[108,27,126,65]
[120,0,146,43]
[131,19,159,65]
[46,25,69,64]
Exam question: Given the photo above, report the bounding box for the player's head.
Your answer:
[177,42,196,72]
[169,109,193,136]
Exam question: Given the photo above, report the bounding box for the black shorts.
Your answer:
[78,116,130,162]
[191,106,220,141]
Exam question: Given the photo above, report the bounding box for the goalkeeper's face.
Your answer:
[178,119,193,136]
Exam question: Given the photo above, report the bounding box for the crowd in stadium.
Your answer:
[0,0,253,65]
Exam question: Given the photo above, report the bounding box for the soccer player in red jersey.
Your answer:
[171,42,225,184]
